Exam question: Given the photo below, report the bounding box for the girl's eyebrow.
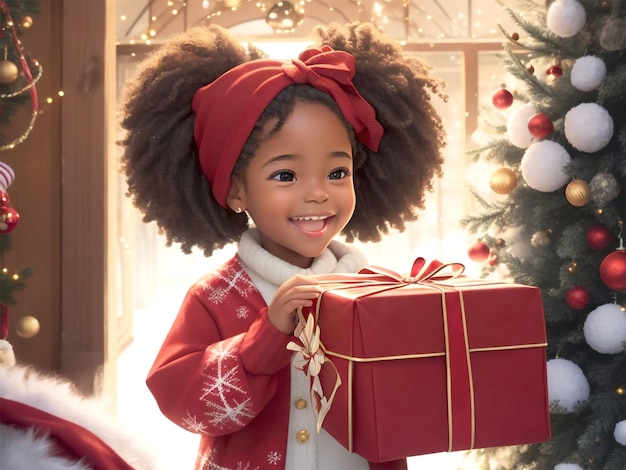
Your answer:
[263,153,298,166]
[260,154,297,168]
[260,151,352,168]
[330,151,353,159]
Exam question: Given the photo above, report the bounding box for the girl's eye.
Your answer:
[270,170,296,182]
[328,168,351,180]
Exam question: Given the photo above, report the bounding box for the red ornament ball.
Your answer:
[0,191,9,206]
[565,285,591,310]
[528,113,554,140]
[468,241,490,262]
[546,65,563,77]
[599,249,626,291]
[586,225,613,250]
[492,88,514,109]
[0,205,19,233]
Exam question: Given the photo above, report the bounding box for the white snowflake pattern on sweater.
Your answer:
[200,338,254,429]
[182,411,207,434]
[235,305,249,319]
[267,451,282,465]
[199,448,260,470]
[203,265,256,304]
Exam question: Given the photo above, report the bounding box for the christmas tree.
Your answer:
[0,0,40,148]
[463,0,625,469]
[0,0,40,343]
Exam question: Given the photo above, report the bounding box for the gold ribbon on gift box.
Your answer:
[287,309,342,433]
[286,258,548,454]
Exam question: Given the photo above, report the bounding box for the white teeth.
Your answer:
[292,216,329,221]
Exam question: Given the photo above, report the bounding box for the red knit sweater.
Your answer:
[147,256,406,470]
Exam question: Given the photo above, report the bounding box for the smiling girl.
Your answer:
[119,22,445,470]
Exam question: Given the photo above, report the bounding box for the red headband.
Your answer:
[192,46,383,208]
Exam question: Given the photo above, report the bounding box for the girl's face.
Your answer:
[228,101,356,268]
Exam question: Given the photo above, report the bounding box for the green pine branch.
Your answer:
[597,63,626,105]
[459,189,507,232]
[0,265,32,305]
[500,7,590,58]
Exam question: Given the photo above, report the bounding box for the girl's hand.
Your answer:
[268,275,322,335]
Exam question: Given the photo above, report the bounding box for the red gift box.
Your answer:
[291,259,551,463]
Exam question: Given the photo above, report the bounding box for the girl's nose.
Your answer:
[305,179,329,203]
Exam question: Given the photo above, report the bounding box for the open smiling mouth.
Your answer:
[290,215,332,233]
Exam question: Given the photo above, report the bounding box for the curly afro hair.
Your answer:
[119,22,446,256]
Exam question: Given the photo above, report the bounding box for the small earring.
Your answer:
[234,207,243,214]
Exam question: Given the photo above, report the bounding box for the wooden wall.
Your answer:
[3,0,115,396]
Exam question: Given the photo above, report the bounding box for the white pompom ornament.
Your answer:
[554,464,583,470]
[571,56,606,91]
[546,0,587,37]
[614,420,626,446]
[583,303,626,354]
[507,103,537,149]
[521,140,571,192]
[547,358,590,412]
[0,338,16,367]
[564,103,614,153]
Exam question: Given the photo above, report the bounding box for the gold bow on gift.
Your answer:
[359,257,465,284]
[286,309,342,432]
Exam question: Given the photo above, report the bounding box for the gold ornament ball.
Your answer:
[16,315,40,338]
[531,231,550,248]
[0,60,19,84]
[22,16,33,28]
[565,179,591,206]
[489,168,518,195]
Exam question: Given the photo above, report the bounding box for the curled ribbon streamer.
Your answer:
[286,309,342,433]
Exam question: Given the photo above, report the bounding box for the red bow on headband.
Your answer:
[192,46,383,208]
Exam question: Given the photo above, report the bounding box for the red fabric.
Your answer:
[306,271,551,462]
[192,46,384,207]
[0,397,134,469]
[0,304,8,339]
[147,256,405,469]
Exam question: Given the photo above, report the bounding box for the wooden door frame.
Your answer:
[59,0,116,396]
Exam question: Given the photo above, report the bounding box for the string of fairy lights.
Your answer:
[0,2,63,152]
[116,0,508,44]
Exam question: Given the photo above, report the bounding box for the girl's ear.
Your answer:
[226,177,246,213]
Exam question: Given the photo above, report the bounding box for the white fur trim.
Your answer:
[0,424,90,470]
[0,364,158,469]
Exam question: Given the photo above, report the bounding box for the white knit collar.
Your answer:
[237,228,367,287]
